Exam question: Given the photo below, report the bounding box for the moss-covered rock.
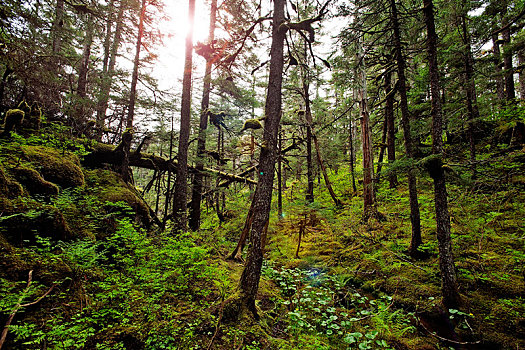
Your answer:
[85,169,151,228]
[23,145,84,188]
[0,205,72,245]
[12,166,59,196]
[0,166,24,199]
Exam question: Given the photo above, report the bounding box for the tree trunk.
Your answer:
[519,50,525,100]
[461,13,479,178]
[502,25,515,100]
[349,119,357,194]
[121,0,146,183]
[189,0,217,231]
[77,14,94,98]
[0,67,13,113]
[126,0,146,131]
[311,126,341,206]
[375,116,388,185]
[384,68,398,188]
[304,85,314,202]
[172,0,196,233]
[278,127,283,218]
[356,39,376,219]
[239,0,286,315]
[76,13,94,128]
[228,201,255,261]
[492,34,505,100]
[423,0,461,308]
[51,0,64,55]
[391,0,421,254]
[96,0,124,141]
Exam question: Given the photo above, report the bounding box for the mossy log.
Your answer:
[83,143,257,186]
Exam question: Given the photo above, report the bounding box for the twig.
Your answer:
[0,271,55,350]
[207,300,225,350]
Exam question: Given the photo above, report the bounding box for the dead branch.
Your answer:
[0,271,55,350]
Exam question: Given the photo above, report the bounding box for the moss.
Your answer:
[23,104,42,130]
[12,166,59,196]
[0,166,24,199]
[0,234,30,280]
[2,109,25,134]
[86,169,151,228]
[240,119,263,132]
[0,205,72,245]
[23,145,85,188]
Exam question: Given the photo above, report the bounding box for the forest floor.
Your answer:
[0,127,524,349]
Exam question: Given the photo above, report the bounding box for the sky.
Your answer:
[153,0,212,92]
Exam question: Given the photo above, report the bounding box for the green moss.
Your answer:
[85,169,151,227]
[23,145,84,188]
[241,119,263,132]
[0,166,24,199]
[24,105,42,130]
[12,166,59,196]
[2,109,25,134]
[0,205,72,245]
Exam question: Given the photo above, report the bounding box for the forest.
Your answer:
[0,0,524,348]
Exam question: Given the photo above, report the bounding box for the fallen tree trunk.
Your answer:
[82,143,257,185]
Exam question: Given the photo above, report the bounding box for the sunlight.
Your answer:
[154,0,211,90]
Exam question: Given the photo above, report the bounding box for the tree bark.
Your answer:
[302,80,314,202]
[391,0,421,254]
[501,24,515,100]
[278,127,283,218]
[461,13,480,178]
[76,14,94,99]
[423,0,461,308]
[51,0,64,56]
[349,118,357,194]
[75,13,94,130]
[96,0,124,141]
[356,39,376,219]
[384,68,398,188]
[228,201,255,261]
[172,0,196,233]
[492,34,505,100]
[375,116,388,185]
[126,0,146,131]
[519,50,525,100]
[311,126,341,206]
[239,0,286,315]
[189,0,217,231]
[121,0,146,183]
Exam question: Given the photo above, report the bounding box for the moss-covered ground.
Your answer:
[0,125,524,349]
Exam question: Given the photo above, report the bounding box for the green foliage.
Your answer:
[1,217,226,349]
[262,263,413,349]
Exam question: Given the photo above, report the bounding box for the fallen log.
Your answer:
[82,143,257,185]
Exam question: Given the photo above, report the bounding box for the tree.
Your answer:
[239,0,287,314]
[423,0,461,308]
[96,0,126,141]
[188,0,218,231]
[239,0,328,315]
[172,0,196,233]
[390,0,422,255]
[356,37,377,220]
